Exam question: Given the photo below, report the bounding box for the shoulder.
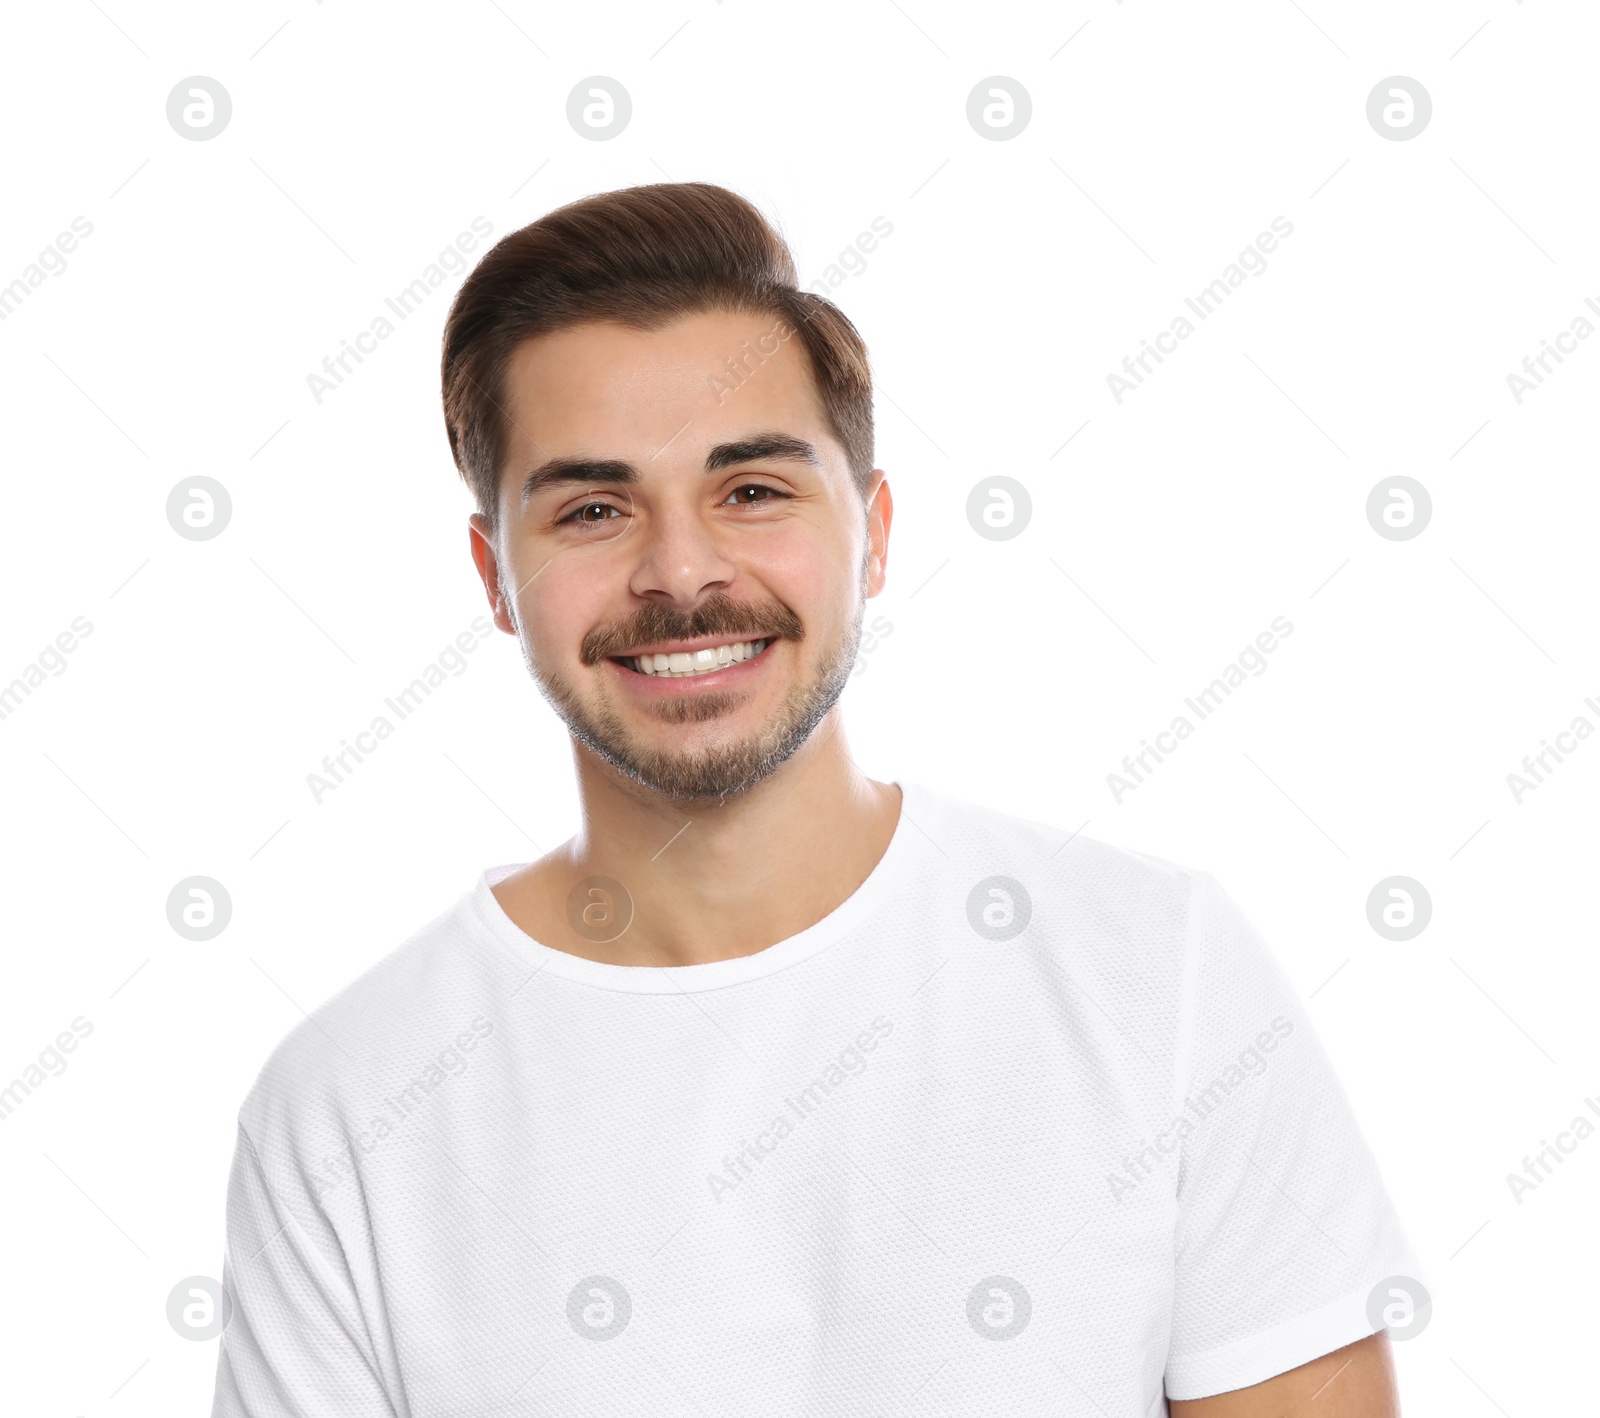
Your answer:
[899,781,1229,1018]
[907,779,1207,924]
[235,882,513,1160]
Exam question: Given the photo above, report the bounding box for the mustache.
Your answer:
[581,592,804,666]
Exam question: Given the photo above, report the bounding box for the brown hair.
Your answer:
[440,182,875,529]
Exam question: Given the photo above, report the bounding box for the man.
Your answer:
[212,182,1426,1416]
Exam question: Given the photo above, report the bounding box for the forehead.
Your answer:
[498,309,832,473]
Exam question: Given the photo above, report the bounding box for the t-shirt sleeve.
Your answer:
[1163,870,1428,1400]
[211,1122,397,1418]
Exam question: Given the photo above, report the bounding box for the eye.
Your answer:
[724,483,787,506]
[557,499,624,529]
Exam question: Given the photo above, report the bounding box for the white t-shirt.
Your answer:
[212,780,1425,1417]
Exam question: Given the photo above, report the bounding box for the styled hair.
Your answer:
[440,182,875,529]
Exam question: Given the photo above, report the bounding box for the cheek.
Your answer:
[747,523,849,616]
[517,560,605,654]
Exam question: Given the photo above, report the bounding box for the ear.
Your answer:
[468,513,517,635]
[863,470,893,598]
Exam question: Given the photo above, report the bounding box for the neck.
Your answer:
[546,709,901,967]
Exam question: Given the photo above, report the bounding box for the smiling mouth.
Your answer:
[613,638,772,678]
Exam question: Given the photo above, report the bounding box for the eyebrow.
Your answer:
[519,431,821,504]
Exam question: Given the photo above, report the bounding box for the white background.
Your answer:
[1,0,1595,1413]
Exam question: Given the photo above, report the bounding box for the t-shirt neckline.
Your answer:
[469,779,928,994]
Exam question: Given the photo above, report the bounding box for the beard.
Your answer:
[525,582,865,804]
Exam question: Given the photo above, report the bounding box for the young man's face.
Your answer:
[470,308,891,802]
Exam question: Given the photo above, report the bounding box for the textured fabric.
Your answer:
[210,779,1423,1416]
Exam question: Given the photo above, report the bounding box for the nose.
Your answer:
[626,494,738,607]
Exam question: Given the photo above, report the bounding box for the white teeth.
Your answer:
[628,639,768,677]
